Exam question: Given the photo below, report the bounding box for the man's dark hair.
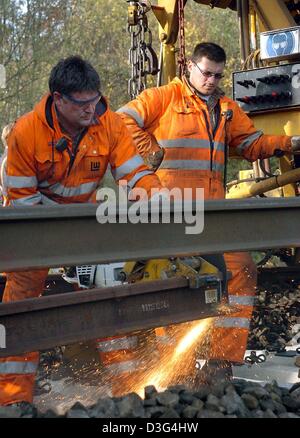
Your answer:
[49,56,101,95]
[191,42,226,64]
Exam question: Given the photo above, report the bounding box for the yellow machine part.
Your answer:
[255,0,296,32]
[226,169,282,199]
[250,111,299,197]
[227,167,300,199]
[151,0,178,84]
[123,257,221,285]
[228,110,299,198]
[193,0,296,31]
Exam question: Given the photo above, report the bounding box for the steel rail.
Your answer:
[0,198,300,272]
[0,277,227,357]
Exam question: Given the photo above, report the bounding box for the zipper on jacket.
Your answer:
[67,150,76,176]
[67,128,88,176]
[201,109,214,172]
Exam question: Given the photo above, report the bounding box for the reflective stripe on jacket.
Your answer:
[96,334,147,391]
[0,361,38,375]
[6,94,161,205]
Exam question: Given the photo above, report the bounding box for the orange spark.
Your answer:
[132,318,213,396]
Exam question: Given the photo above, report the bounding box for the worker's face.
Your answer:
[53,90,101,129]
[188,57,225,95]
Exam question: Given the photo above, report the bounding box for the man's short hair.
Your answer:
[191,42,226,64]
[49,56,101,95]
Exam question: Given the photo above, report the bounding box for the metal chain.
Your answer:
[178,0,186,78]
[127,1,158,99]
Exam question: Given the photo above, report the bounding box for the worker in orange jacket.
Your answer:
[118,42,300,382]
[0,56,162,405]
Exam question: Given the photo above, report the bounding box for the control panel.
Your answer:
[233,63,300,113]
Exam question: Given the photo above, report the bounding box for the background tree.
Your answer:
[0,0,250,179]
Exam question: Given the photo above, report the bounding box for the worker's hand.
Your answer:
[145,147,165,171]
[291,136,300,153]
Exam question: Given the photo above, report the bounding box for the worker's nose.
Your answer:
[207,76,218,84]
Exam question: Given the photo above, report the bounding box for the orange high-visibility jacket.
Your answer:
[6,94,161,206]
[118,77,290,364]
[118,77,291,199]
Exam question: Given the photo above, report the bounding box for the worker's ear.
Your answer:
[52,91,62,107]
[187,60,193,74]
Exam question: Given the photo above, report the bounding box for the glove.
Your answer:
[145,147,165,171]
[274,136,300,157]
[291,136,300,153]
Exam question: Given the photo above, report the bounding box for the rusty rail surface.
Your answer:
[0,277,228,357]
[0,198,300,272]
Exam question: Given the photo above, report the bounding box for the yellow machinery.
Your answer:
[122,256,226,302]
[125,0,300,269]
[123,257,222,286]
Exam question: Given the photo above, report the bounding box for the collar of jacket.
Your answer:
[34,93,108,135]
[174,76,225,110]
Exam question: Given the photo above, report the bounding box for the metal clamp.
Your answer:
[245,350,267,365]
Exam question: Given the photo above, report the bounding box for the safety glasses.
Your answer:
[193,63,224,80]
[61,91,101,108]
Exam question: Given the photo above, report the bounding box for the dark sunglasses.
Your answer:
[61,91,101,107]
[193,63,224,80]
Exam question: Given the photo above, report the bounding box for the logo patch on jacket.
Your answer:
[91,161,100,171]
